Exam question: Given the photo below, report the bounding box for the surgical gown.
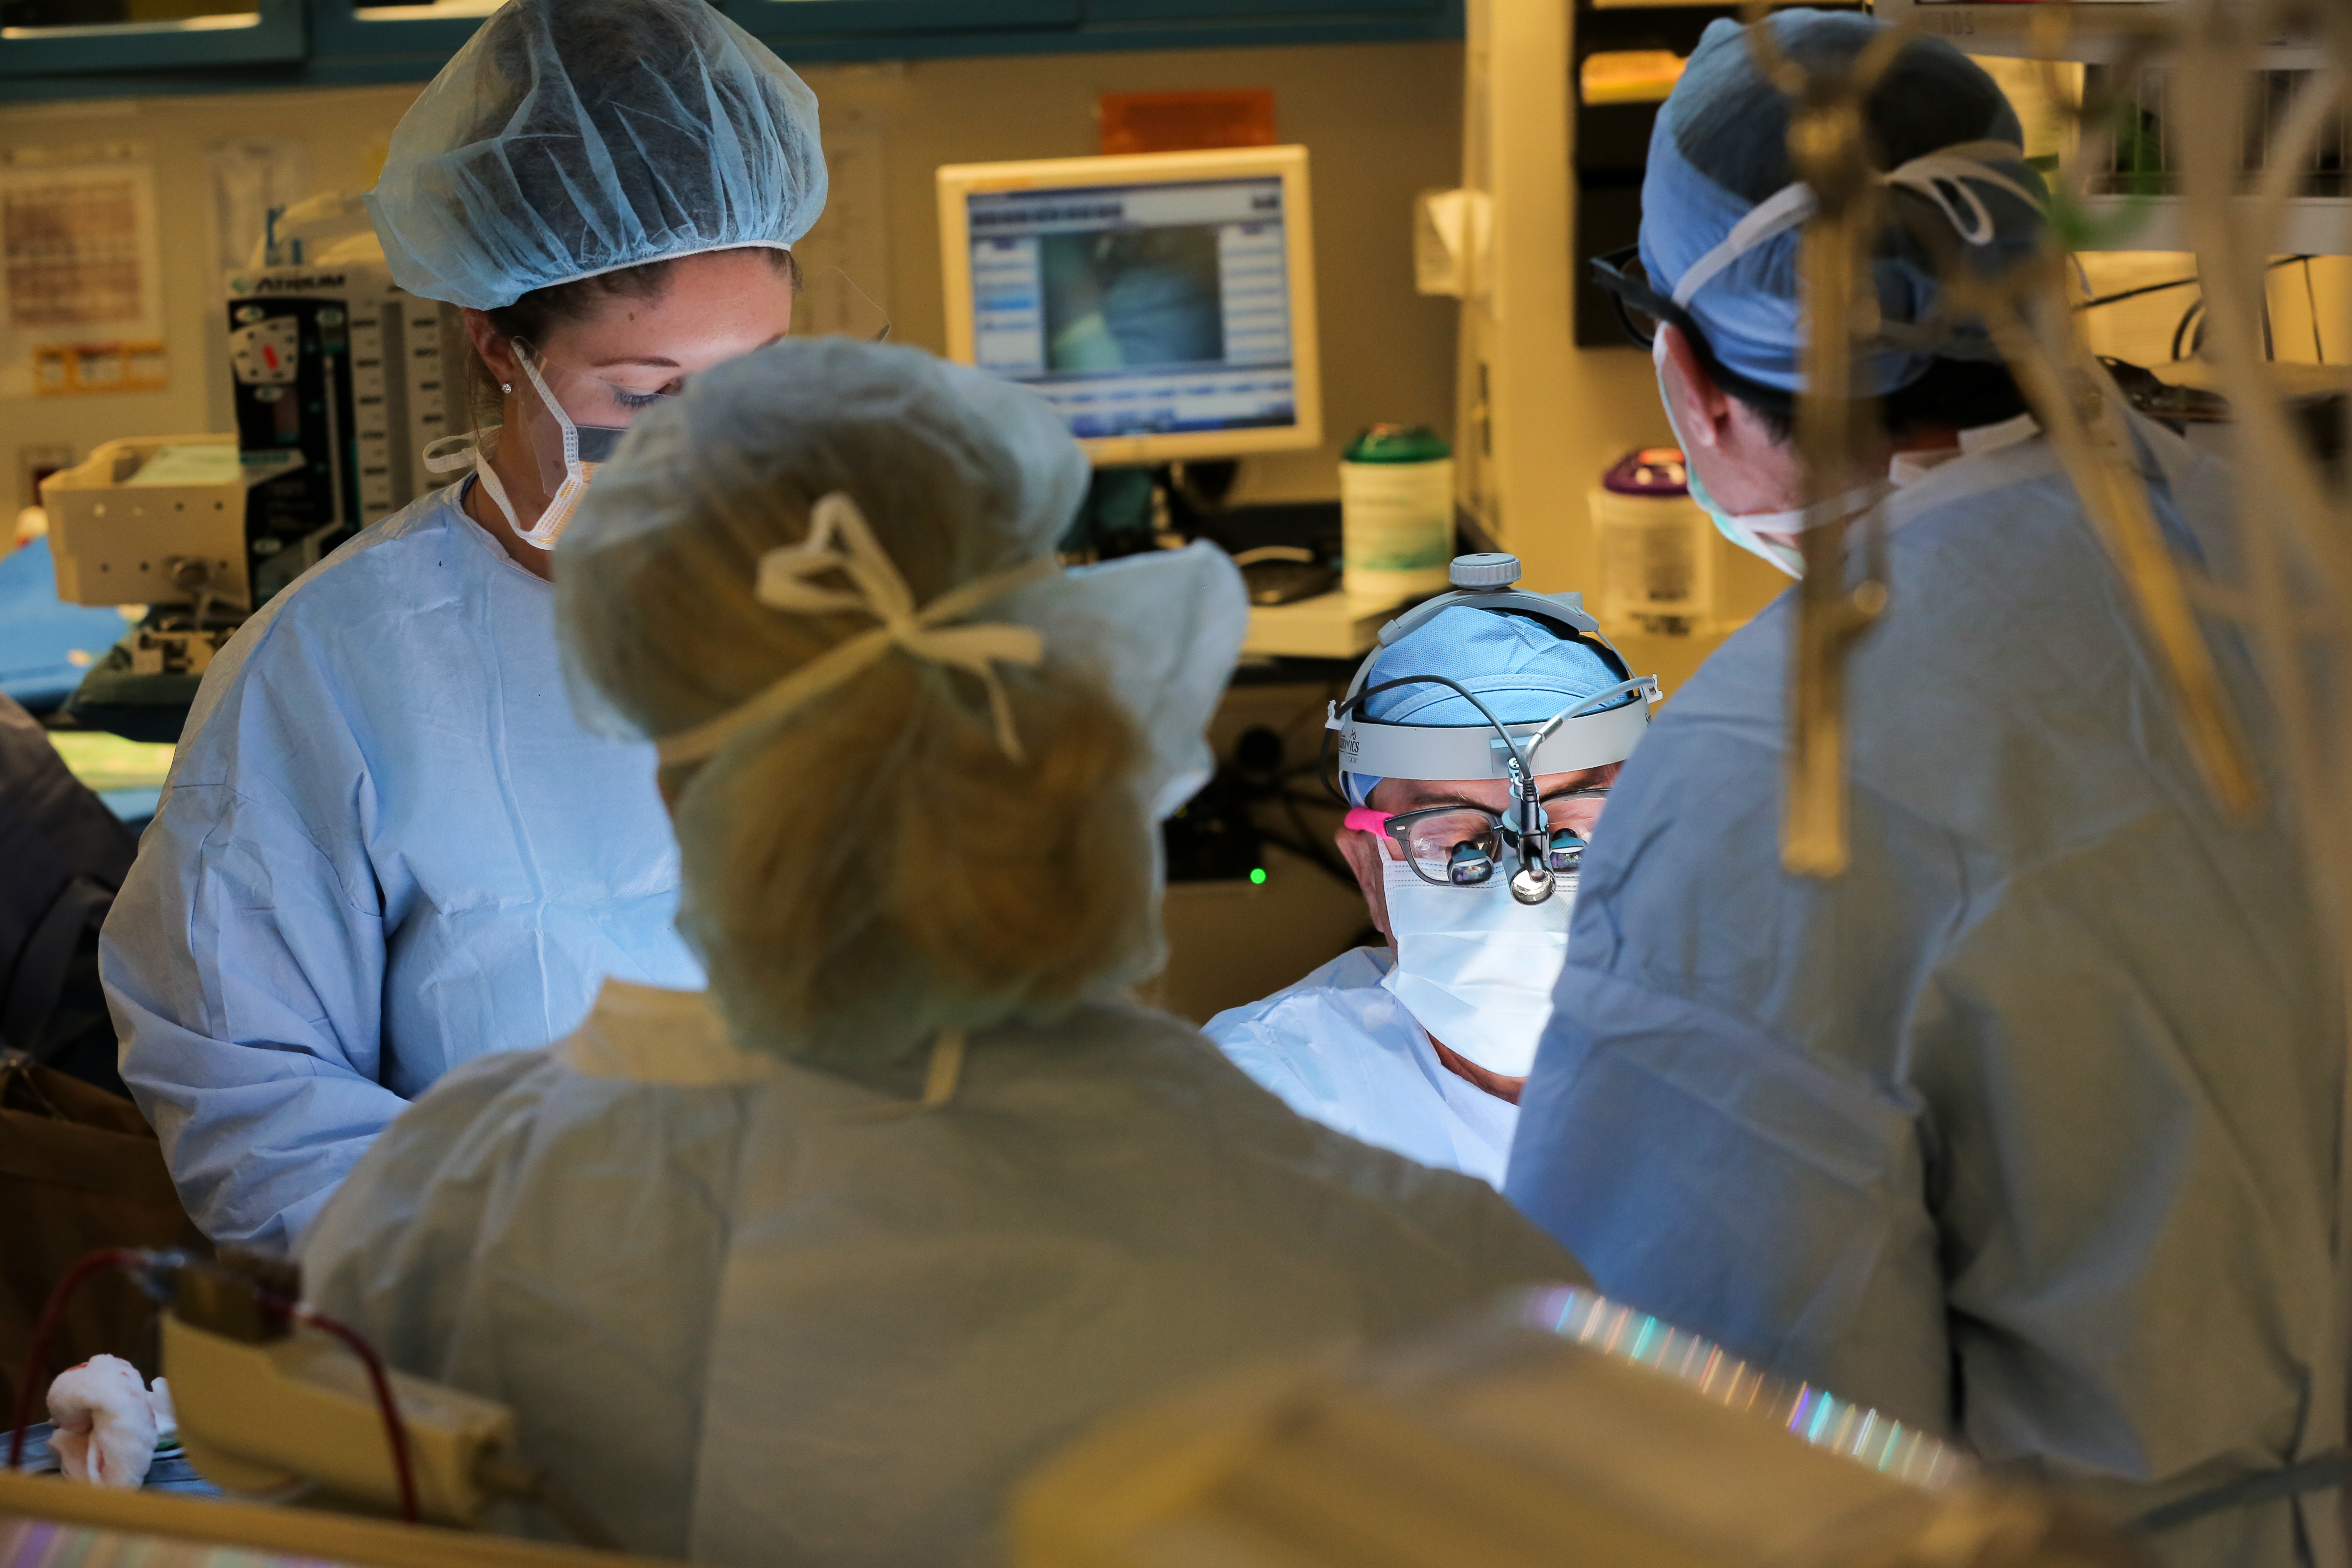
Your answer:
[300,979,1585,1566]
[101,487,701,1250]
[1207,946,1519,1186]
[1505,418,2341,1566]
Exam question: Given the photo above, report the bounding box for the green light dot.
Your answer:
[1249,867,1267,885]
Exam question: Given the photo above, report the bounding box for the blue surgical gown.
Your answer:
[300,980,1584,1565]
[100,487,702,1250]
[1206,946,1519,1186]
[1506,418,2341,1566]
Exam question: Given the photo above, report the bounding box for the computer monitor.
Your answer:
[937,145,1322,466]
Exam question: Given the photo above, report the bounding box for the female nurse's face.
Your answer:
[536,247,797,415]
[462,248,795,573]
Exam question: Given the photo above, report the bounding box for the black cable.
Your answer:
[2172,298,2205,363]
[1323,673,1539,804]
[2307,257,2325,364]
[2111,256,2317,363]
[2076,256,2310,316]
[2075,275,2197,312]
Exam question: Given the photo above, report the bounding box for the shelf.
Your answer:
[0,0,1464,100]
[0,0,302,76]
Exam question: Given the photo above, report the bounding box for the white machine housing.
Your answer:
[223,194,468,605]
[225,256,461,529]
[163,1312,514,1528]
[42,436,300,610]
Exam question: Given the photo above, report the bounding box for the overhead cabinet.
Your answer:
[0,0,1460,96]
[0,0,304,77]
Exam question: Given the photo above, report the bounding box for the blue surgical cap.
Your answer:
[368,0,827,311]
[1347,606,1624,805]
[1639,9,2047,398]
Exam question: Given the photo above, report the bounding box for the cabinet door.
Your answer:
[719,0,1077,42]
[1081,0,1443,18]
[307,0,489,60]
[0,0,303,75]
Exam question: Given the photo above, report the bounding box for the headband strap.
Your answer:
[1669,140,2041,310]
[656,491,1058,767]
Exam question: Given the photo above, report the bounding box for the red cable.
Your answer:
[9,1247,149,1477]
[6,1252,419,1529]
[284,1302,419,1525]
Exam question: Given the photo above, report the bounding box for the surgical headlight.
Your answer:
[1327,552,1662,905]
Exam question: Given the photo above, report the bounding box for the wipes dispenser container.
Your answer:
[1340,425,1454,601]
[1590,448,1718,637]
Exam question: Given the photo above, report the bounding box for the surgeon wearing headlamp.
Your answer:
[1509,13,2342,1563]
[1208,555,1657,1187]
[100,0,829,1250]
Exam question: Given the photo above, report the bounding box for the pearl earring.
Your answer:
[501,381,513,394]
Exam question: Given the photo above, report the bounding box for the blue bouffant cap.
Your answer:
[1639,9,2046,399]
[368,0,827,311]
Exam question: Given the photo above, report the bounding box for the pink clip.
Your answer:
[1343,807,1390,835]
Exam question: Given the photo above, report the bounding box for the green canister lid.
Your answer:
[1342,423,1452,463]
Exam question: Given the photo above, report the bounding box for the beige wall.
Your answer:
[0,39,1464,510]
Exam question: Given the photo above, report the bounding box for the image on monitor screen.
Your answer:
[965,176,1296,440]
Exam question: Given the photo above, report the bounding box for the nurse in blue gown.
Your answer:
[99,0,829,1249]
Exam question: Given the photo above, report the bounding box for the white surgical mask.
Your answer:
[422,348,633,552]
[1704,493,1808,579]
[1653,360,1901,580]
[1653,353,1808,579]
[1379,856,1573,1078]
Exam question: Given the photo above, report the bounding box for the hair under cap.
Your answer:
[1638,9,2047,399]
[554,338,1247,1073]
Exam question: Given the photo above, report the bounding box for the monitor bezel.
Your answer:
[936,144,1324,467]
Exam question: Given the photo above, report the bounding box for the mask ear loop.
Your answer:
[422,424,528,534]
[422,345,569,546]
[471,459,527,536]
[509,346,588,549]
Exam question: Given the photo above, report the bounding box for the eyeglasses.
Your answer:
[1587,245,1794,421]
[1345,791,1610,888]
[1590,245,1668,352]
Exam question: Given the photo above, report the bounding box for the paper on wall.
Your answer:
[789,109,891,341]
[0,143,165,400]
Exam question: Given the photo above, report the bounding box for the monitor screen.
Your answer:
[961,175,1299,441]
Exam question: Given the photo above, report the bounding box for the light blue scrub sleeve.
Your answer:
[104,488,699,1252]
[102,634,400,1250]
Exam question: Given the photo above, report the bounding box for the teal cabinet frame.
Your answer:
[1083,0,1441,18]
[0,0,1461,100]
[307,0,488,61]
[0,0,303,76]
[719,0,1077,38]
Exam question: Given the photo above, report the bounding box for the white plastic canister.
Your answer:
[1340,425,1454,600]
